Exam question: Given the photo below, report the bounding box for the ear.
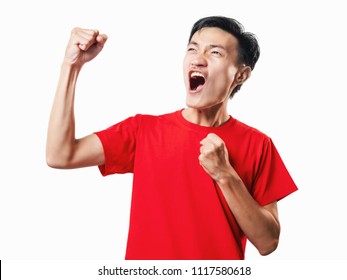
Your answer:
[235,65,252,86]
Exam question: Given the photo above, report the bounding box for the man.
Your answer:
[46,16,297,260]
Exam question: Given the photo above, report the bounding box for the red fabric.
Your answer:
[95,110,298,260]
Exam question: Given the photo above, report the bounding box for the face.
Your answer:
[183,27,242,110]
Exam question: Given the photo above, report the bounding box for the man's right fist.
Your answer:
[64,27,108,66]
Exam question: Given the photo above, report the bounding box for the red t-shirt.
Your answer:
[95,109,298,260]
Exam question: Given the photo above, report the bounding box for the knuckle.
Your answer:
[71,27,80,35]
[198,154,204,162]
[216,142,224,149]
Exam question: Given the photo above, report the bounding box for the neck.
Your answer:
[182,105,230,127]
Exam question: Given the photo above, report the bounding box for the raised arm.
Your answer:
[46,28,108,169]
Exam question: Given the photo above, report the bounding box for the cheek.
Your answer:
[182,57,189,78]
[182,55,190,70]
[208,73,235,101]
[213,64,237,83]
[227,66,238,83]
[212,71,235,91]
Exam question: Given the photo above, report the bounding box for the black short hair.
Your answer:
[189,16,260,96]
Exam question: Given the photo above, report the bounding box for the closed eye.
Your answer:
[211,50,222,56]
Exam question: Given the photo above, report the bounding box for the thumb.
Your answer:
[81,33,108,63]
[93,34,108,52]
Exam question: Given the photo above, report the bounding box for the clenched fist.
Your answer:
[64,27,108,66]
[199,133,235,183]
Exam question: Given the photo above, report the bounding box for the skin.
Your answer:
[183,28,280,255]
[46,26,280,256]
[182,27,251,127]
[46,28,106,169]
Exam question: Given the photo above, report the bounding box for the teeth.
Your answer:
[190,72,204,78]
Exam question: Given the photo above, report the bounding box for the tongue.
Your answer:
[191,76,205,91]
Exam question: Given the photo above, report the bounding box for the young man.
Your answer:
[46,16,298,260]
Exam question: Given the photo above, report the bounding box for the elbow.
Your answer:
[257,214,281,256]
[46,141,79,169]
[46,155,64,169]
[46,150,70,169]
[258,237,280,256]
[46,151,56,168]
[46,159,60,169]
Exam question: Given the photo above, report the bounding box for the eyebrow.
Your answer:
[188,41,226,50]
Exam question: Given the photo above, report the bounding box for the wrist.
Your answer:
[60,61,82,77]
[61,59,83,72]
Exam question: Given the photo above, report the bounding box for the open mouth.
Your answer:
[189,71,205,91]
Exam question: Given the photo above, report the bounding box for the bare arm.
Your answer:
[46,28,108,169]
[199,133,280,256]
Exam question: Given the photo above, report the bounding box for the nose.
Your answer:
[190,53,207,68]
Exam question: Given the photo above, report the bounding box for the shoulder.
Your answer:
[231,117,270,142]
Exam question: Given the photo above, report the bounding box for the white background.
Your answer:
[1,0,346,264]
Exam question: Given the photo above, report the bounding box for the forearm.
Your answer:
[216,174,280,256]
[46,63,82,168]
[199,133,281,255]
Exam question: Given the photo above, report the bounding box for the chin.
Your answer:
[185,97,202,109]
[185,101,211,111]
[186,97,225,111]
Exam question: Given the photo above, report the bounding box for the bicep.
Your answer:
[68,133,105,168]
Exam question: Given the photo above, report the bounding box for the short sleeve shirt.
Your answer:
[95,110,298,260]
